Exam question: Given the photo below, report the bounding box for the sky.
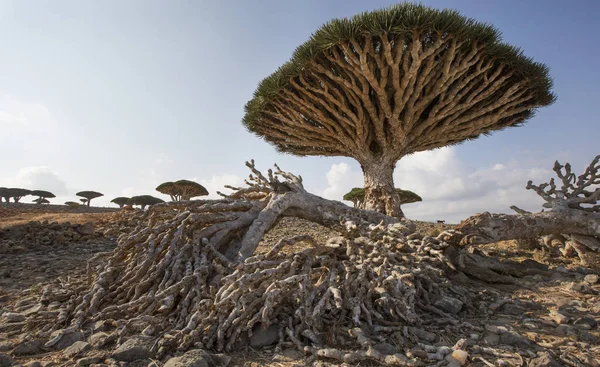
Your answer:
[0,0,599,223]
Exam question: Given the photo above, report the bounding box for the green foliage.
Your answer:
[128,195,165,209]
[76,191,104,207]
[65,201,80,208]
[243,3,555,152]
[110,197,130,208]
[156,180,209,201]
[395,189,422,204]
[343,187,422,206]
[343,188,365,201]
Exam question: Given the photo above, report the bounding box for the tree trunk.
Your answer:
[458,210,600,245]
[361,160,403,217]
[87,199,91,207]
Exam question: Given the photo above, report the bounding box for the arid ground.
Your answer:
[0,203,599,366]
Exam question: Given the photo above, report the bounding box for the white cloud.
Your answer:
[0,93,53,128]
[198,174,244,199]
[320,147,554,224]
[321,162,362,201]
[2,166,68,195]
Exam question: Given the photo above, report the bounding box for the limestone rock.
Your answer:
[89,332,109,346]
[584,274,599,284]
[434,296,463,314]
[0,353,15,367]
[250,324,279,348]
[77,222,95,236]
[529,351,562,367]
[163,349,231,367]
[76,356,102,367]
[111,337,152,362]
[2,312,25,323]
[12,339,46,356]
[64,341,91,358]
[49,331,85,350]
[450,350,469,365]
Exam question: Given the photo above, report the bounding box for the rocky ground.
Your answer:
[0,204,598,366]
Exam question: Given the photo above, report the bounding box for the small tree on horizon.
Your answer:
[243,3,554,217]
[128,195,165,210]
[80,198,88,205]
[156,180,208,201]
[4,188,31,203]
[65,201,80,208]
[31,190,56,203]
[0,187,8,203]
[110,197,130,209]
[32,198,50,204]
[76,191,104,207]
[343,187,422,216]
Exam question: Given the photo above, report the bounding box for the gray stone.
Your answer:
[250,324,279,348]
[77,222,95,235]
[529,351,562,367]
[434,296,463,314]
[111,337,152,362]
[50,331,85,350]
[555,324,576,336]
[499,332,531,348]
[407,326,436,342]
[573,316,597,329]
[584,274,599,284]
[549,311,568,324]
[578,330,598,343]
[0,353,15,367]
[500,304,525,316]
[163,349,216,367]
[0,322,25,333]
[89,332,109,346]
[64,341,91,357]
[12,339,46,356]
[22,304,43,316]
[273,348,303,362]
[372,342,397,355]
[2,313,25,323]
[0,342,11,352]
[76,356,102,366]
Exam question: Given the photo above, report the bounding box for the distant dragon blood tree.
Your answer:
[243,3,555,216]
[156,179,208,201]
[2,188,31,203]
[76,191,104,207]
[344,187,421,215]
[31,190,56,203]
[110,197,130,208]
[128,195,165,209]
[33,198,50,204]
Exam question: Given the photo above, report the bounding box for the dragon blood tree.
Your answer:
[243,3,555,216]
[344,187,421,215]
[110,196,130,208]
[156,179,208,201]
[76,191,104,207]
[31,190,56,203]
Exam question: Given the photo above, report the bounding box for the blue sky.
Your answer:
[1,0,598,222]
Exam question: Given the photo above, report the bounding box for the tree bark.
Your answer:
[458,210,600,245]
[234,185,401,260]
[361,159,403,218]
